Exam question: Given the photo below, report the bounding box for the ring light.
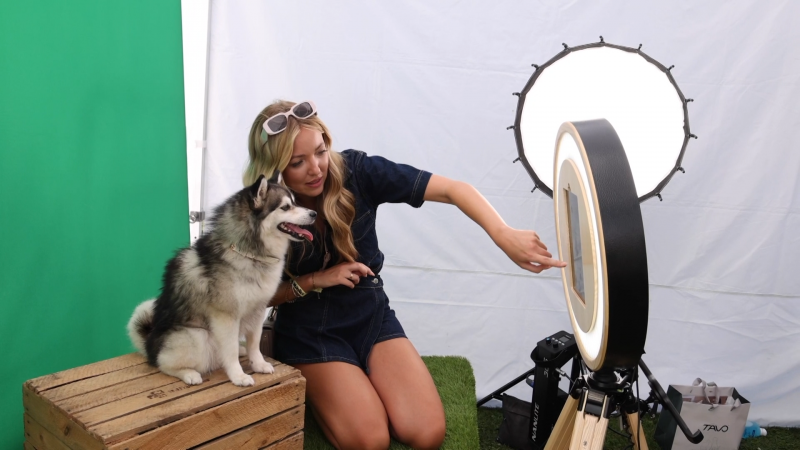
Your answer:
[554,119,649,372]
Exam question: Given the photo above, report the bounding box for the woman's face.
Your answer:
[283,126,329,205]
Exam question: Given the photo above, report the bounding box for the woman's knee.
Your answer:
[334,424,390,450]
[392,414,446,450]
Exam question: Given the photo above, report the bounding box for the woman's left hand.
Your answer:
[492,226,567,274]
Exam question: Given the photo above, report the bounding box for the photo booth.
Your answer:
[479,41,704,448]
[186,0,800,429]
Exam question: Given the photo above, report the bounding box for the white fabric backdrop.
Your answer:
[202,0,800,426]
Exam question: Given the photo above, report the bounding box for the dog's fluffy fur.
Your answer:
[127,174,315,386]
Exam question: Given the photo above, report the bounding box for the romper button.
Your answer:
[372,278,379,284]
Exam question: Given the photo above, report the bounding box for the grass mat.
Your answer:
[478,406,800,449]
[303,356,480,449]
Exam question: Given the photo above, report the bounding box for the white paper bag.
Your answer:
[655,378,750,450]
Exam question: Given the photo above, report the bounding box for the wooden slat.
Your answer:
[193,404,304,450]
[76,367,241,426]
[107,376,305,450]
[46,362,159,403]
[22,383,105,450]
[262,432,303,450]
[93,364,299,443]
[80,361,295,430]
[24,413,72,450]
[24,442,39,450]
[58,370,182,415]
[27,353,147,393]
[58,354,279,415]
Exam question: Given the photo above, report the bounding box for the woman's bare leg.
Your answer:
[368,338,446,450]
[294,361,390,450]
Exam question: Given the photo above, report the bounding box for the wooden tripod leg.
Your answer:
[544,395,579,450]
[570,411,608,450]
[624,411,649,450]
[569,392,609,450]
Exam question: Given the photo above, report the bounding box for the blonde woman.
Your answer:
[247,100,565,450]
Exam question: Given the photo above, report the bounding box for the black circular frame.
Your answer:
[513,39,695,203]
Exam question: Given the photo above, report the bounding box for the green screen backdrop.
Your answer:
[0,2,188,446]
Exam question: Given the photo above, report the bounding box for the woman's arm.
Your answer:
[268,262,375,306]
[423,174,566,273]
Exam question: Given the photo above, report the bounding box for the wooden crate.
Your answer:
[22,353,305,450]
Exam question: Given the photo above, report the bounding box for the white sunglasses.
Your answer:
[261,101,317,136]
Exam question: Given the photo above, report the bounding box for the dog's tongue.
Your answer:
[284,223,313,241]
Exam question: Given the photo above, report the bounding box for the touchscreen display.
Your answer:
[566,188,586,302]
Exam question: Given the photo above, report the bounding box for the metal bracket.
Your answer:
[582,389,610,418]
[189,211,206,223]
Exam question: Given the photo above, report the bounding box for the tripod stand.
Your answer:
[479,331,704,450]
[477,331,580,449]
[545,359,704,450]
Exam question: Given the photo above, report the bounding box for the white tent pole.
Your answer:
[180,0,211,244]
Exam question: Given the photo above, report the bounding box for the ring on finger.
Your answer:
[347,273,354,280]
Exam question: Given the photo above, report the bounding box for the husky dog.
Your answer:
[127,173,315,386]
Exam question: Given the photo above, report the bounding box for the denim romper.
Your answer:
[274,149,432,373]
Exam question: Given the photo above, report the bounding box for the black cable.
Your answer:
[608,425,631,439]
[556,368,573,383]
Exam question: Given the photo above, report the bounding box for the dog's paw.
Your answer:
[181,371,203,385]
[252,359,274,374]
[229,373,255,387]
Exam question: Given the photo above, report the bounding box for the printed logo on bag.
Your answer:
[702,424,729,432]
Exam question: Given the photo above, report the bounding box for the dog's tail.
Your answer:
[127,299,156,355]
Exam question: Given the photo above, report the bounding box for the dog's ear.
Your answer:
[268,169,282,185]
[250,175,269,209]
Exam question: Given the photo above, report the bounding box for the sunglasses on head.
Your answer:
[261,101,317,136]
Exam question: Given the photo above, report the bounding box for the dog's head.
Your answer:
[248,173,317,242]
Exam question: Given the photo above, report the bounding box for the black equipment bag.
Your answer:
[498,393,536,450]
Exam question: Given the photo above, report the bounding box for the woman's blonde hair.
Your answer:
[244,100,357,263]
